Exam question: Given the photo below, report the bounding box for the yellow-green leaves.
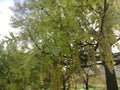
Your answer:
[8,0,120,89]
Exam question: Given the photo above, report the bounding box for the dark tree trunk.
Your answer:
[62,77,66,90]
[85,75,89,90]
[85,81,89,90]
[104,64,118,90]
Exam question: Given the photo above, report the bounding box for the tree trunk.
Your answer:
[62,76,66,90]
[104,64,118,90]
[85,81,89,90]
[85,75,89,90]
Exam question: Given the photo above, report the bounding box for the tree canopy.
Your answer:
[0,0,120,90]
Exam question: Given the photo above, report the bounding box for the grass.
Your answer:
[74,84,106,90]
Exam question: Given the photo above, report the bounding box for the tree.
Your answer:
[9,0,120,90]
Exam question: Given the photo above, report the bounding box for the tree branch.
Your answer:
[100,0,108,37]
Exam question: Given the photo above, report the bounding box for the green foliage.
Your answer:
[0,0,119,90]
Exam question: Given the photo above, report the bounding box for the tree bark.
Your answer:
[85,78,89,90]
[62,76,66,90]
[104,64,118,90]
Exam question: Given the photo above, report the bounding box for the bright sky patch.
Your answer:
[0,0,16,37]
